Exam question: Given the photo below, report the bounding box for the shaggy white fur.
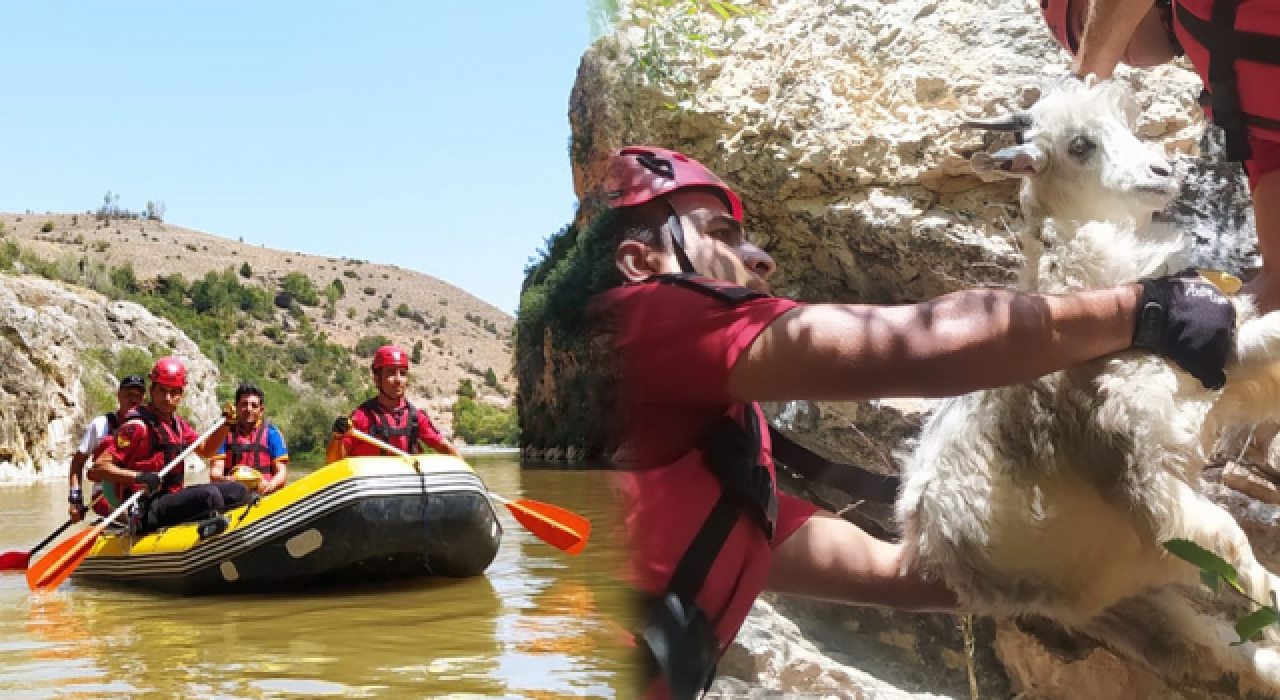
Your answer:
[895,77,1280,696]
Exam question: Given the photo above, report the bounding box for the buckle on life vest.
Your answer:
[701,415,778,540]
[634,591,721,700]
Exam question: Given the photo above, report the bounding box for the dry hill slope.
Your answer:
[0,211,515,432]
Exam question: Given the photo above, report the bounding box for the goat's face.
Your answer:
[965,79,1179,225]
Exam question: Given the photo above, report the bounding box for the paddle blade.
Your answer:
[505,499,592,556]
[0,550,30,572]
[26,526,102,593]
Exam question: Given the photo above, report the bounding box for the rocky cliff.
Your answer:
[0,274,220,481]
[520,0,1270,696]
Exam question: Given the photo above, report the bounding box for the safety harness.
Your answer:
[632,275,780,699]
[225,422,276,471]
[1177,0,1280,162]
[359,398,425,455]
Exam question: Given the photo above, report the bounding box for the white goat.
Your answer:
[895,77,1280,696]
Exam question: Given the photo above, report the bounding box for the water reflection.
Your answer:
[0,456,637,699]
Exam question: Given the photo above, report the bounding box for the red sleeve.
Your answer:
[770,491,820,549]
[181,422,200,445]
[104,420,148,463]
[343,410,373,456]
[617,286,800,404]
[416,410,449,453]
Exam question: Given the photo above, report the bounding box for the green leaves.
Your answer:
[1164,538,1280,645]
[1164,539,1244,595]
[1233,607,1280,646]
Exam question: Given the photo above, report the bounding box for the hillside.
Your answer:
[0,210,515,441]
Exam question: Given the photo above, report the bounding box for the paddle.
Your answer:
[0,493,106,572]
[347,427,591,556]
[26,417,227,593]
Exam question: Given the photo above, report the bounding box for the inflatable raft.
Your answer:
[72,455,503,595]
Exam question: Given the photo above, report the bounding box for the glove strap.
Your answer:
[1131,279,1169,352]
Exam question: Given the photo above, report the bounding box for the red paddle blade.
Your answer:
[504,499,592,556]
[0,550,30,572]
[26,526,103,593]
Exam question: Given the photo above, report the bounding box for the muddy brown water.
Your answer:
[0,455,640,699]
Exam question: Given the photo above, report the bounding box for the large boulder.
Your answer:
[0,275,220,480]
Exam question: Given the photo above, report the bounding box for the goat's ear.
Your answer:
[971,144,1048,178]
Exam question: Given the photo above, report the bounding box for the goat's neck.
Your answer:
[1019,213,1189,294]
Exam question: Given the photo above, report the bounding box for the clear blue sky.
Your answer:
[0,2,593,315]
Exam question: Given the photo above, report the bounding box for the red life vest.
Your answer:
[358,398,427,455]
[1174,0,1280,162]
[107,406,192,507]
[222,422,277,475]
[627,274,780,699]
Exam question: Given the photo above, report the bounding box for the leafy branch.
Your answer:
[597,0,759,111]
[1164,538,1280,645]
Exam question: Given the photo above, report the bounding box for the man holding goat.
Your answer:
[588,146,1238,699]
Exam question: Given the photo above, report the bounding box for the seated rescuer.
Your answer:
[587,146,1236,699]
[210,383,289,495]
[68,374,146,523]
[325,344,462,461]
[88,356,251,535]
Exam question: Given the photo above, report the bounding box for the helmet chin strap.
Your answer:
[666,205,698,275]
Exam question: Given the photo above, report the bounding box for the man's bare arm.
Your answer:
[730,284,1141,402]
[1073,0,1156,79]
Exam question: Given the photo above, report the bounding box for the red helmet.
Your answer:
[603,146,744,222]
[149,356,187,389]
[372,345,410,371]
[1040,0,1078,54]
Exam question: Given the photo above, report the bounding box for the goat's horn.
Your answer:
[960,112,1034,132]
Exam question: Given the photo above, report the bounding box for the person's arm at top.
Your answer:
[730,279,1230,402]
[265,427,289,493]
[1071,0,1155,80]
[68,450,91,522]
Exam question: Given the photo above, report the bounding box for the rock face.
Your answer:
[515,0,1272,696]
[0,275,220,481]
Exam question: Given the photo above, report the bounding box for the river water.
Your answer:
[0,455,640,699]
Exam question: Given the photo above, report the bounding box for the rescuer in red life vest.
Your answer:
[325,344,462,462]
[210,383,290,495]
[1038,0,1280,311]
[88,357,251,536]
[588,146,1238,699]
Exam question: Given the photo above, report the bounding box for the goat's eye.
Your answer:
[1067,135,1095,160]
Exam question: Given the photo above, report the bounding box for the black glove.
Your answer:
[134,471,162,494]
[332,416,350,436]
[1131,268,1235,390]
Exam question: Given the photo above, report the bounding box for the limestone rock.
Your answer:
[0,275,220,481]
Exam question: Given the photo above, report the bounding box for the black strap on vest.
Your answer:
[128,407,187,490]
[1178,0,1280,162]
[104,412,119,436]
[227,423,273,468]
[361,399,422,454]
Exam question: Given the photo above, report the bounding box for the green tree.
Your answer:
[451,397,519,446]
[281,271,319,306]
[355,334,393,358]
[411,340,423,364]
[239,262,252,278]
[457,378,476,399]
[484,367,498,389]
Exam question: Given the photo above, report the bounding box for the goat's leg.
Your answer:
[1086,588,1280,697]
[1166,480,1280,644]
